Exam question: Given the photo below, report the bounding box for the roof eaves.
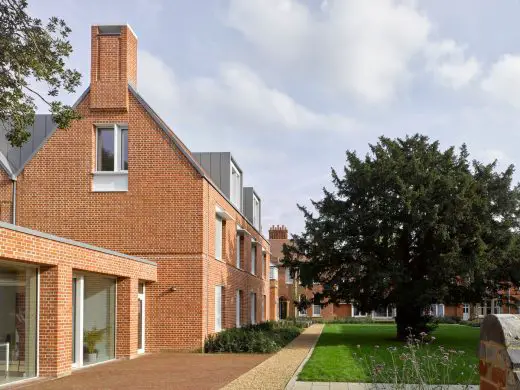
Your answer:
[0,152,15,179]
[12,86,91,178]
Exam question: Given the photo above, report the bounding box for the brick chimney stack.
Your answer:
[269,225,288,240]
[90,25,137,111]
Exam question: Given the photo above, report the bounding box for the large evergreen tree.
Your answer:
[0,0,81,146]
[283,134,520,339]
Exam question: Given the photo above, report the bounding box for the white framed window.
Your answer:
[463,303,470,320]
[93,124,128,191]
[251,243,256,275]
[252,195,260,230]
[137,283,145,354]
[352,305,368,317]
[312,304,322,317]
[230,162,241,209]
[285,268,293,284]
[269,265,278,280]
[236,233,241,268]
[215,286,223,332]
[96,125,128,172]
[262,252,266,279]
[215,216,223,261]
[250,292,257,324]
[236,290,241,328]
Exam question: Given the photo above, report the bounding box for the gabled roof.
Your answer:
[0,85,269,242]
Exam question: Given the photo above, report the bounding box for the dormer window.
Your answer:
[253,195,260,230]
[230,162,241,209]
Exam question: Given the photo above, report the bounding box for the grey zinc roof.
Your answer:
[0,115,57,176]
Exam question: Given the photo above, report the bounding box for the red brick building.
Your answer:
[0,24,271,385]
[268,225,520,322]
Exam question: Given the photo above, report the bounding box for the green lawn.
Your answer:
[299,324,479,384]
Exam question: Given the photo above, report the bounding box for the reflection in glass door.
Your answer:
[137,283,145,354]
[71,273,115,368]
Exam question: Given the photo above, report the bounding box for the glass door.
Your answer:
[71,276,84,368]
[137,283,145,354]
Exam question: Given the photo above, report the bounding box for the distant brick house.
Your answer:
[0,24,271,385]
[268,225,520,322]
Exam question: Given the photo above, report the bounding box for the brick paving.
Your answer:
[19,352,270,390]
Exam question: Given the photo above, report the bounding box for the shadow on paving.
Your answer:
[20,352,271,390]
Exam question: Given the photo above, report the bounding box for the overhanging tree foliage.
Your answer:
[283,134,520,339]
[0,0,81,147]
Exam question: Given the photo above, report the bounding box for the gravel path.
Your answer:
[223,324,324,390]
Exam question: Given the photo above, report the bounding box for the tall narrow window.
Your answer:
[236,290,242,328]
[120,128,128,170]
[285,268,293,284]
[253,195,260,230]
[230,162,241,208]
[97,128,114,171]
[312,304,322,317]
[236,233,241,268]
[262,252,266,279]
[215,216,223,260]
[251,244,256,274]
[250,292,257,324]
[215,286,223,332]
[262,295,266,321]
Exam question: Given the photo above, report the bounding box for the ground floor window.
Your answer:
[426,304,445,317]
[215,286,223,332]
[463,303,470,320]
[476,299,501,317]
[352,305,368,317]
[250,292,257,324]
[72,273,116,368]
[312,304,321,317]
[236,290,242,328]
[0,261,38,386]
[279,297,288,320]
[137,282,145,354]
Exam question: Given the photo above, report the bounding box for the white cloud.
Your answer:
[481,54,520,108]
[227,0,480,102]
[138,51,354,134]
[425,40,481,89]
[227,0,310,62]
[138,50,179,112]
[187,62,355,132]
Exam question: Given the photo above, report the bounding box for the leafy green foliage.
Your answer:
[284,134,520,338]
[0,0,82,146]
[204,321,302,353]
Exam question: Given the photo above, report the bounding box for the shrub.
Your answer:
[459,319,481,328]
[432,316,460,325]
[204,322,302,353]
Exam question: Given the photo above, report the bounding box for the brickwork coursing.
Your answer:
[0,223,157,377]
[0,24,271,358]
[0,168,12,223]
[480,314,520,389]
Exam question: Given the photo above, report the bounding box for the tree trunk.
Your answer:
[395,303,429,340]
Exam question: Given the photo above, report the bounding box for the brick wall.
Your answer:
[0,169,12,223]
[6,23,272,353]
[480,314,520,389]
[0,222,156,378]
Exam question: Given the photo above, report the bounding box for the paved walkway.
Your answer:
[223,324,325,390]
[19,352,270,390]
[290,382,479,390]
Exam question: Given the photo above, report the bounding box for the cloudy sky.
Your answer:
[29,0,520,236]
